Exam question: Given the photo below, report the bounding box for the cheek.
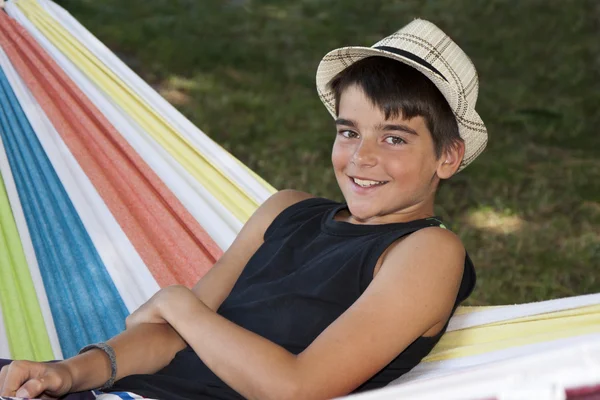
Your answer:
[386,154,427,183]
[331,142,349,171]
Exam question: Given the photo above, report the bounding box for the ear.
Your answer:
[436,141,465,180]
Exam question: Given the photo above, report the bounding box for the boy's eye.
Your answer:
[339,130,358,139]
[385,136,405,145]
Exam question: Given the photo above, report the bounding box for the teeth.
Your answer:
[353,178,385,187]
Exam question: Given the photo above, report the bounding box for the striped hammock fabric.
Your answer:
[0,1,598,399]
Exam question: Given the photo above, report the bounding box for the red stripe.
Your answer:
[0,12,223,287]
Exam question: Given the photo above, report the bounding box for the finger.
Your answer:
[0,360,49,397]
[16,377,46,399]
[0,365,8,394]
[0,361,30,396]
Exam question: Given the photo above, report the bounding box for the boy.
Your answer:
[0,19,485,400]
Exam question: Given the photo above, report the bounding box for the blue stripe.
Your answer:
[0,67,128,357]
[107,392,139,400]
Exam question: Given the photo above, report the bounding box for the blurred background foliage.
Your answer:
[55,0,599,305]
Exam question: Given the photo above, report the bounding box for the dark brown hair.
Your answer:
[327,56,462,159]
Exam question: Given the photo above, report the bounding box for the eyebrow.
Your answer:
[335,118,357,128]
[335,118,419,136]
[376,123,419,136]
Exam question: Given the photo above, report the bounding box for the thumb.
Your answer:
[16,377,48,399]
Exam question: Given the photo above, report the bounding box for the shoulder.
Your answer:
[385,226,464,265]
[208,190,313,272]
[264,189,315,209]
[243,190,314,237]
[404,225,465,256]
[255,189,314,221]
[370,226,466,335]
[377,226,465,287]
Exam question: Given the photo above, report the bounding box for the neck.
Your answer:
[340,197,437,225]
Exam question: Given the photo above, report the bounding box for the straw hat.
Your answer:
[316,19,487,171]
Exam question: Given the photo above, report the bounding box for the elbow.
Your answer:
[252,376,306,400]
[260,384,303,400]
[247,356,314,400]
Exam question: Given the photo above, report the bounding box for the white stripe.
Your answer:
[0,296,11,359]
[94,392,150,400]
[390,332,600,385]
[7,1,244,249]
[448,292,600,332]
[0,46,160,313]
[344,334,600,400]
[0,106,61,359]
[40,0,273,206]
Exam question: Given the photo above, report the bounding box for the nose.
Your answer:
[351,140,377,167]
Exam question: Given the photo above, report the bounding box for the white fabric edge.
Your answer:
[390,332,600,385]
[0,81,62,359]
[448,292,600,332]
[0,138,16,360]
[94,392,148,400]
[0,299,10,359]
[342,334,600,400]
[0,37,160,313]
[40,0,274,205]
[6,2,242,250]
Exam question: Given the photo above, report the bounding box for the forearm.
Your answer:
[65,322,186,392]
[165,293,300,400]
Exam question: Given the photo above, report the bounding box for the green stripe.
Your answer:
[0,171,54,360]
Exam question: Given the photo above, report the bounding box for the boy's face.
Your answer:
[331,85,441,224]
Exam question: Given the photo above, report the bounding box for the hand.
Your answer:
[0,360,73,399]
[126,285,192,329]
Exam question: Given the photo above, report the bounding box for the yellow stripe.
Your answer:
[17,0,275,222]
[454,305,501,315]
[425,304,600,362]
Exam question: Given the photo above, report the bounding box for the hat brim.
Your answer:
[315,46,487,171]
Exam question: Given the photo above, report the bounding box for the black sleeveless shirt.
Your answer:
[110,198,475,399]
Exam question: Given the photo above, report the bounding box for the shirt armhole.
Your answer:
[263,197,333,241]
[457,252,477,303]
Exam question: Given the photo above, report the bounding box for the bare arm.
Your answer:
[0,293,190,397]
[0,190,312,398]
[69,189,313,389]
[66,323,185,392]
[156,227,466,400]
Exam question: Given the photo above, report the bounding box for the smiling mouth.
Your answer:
[350,177,388,188]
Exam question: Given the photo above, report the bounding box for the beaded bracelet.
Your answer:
[78,342,117,390]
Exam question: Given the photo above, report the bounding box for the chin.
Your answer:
[345,202,378,222]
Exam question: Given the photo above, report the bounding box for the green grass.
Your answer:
[55,0,600,305]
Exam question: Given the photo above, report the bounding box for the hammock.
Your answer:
[0,1,598,398]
